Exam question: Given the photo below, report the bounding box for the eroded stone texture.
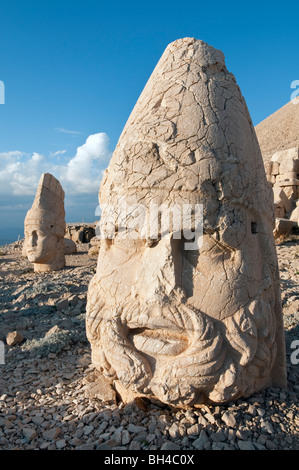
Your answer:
[86,37,287,406]
[24,173,66,272]
[264,148,299,236]
[64,238,77,255]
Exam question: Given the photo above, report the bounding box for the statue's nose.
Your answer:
[29,231,38,247]
[131,233,182,303]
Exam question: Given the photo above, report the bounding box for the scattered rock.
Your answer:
[222,411,237,427]
[6,331,24,346]
[56,439,67,449]
[42,427,61,441]
[82,370,117,404]
[45,325,62,337]
[65,224,96,244]
[238,440,256,450]
[274,218,297,240]
[192,430,209,450]
[22,428,37,441]
[64,239,77,255]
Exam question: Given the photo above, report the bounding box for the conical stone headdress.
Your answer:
[25,173,66,237]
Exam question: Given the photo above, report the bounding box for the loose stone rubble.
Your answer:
[65,224,96,244]
[86,37,286,407]
[0,235,298,450]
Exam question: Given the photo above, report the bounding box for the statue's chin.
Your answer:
[27,253,39,263]
[27,253,45,263]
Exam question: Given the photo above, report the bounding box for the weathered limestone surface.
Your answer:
[65,223,96,244]
[86,38,287,407]
[24,173,66,272]
[264,147,299,237]
[273,218,297,240]
[88,236,101,256]
[64,238,77,255]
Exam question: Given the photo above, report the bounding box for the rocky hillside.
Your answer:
[255,100,299,163]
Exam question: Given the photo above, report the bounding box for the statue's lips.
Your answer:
[124,307,192,356]
[128,326,189,356]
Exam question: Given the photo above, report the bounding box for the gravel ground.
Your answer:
[0,237,298,451]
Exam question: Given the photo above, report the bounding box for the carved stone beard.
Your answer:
[86,278,277,406]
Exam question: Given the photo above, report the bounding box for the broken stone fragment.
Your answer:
[82,370,117,404]
[273,218,297,240]
[65,223,96,243]
[64,238,77,255]
[273,187,294,214]
[271,148,299,174]
[45,325,62,337]
[6,331,24,347]
[289,205,299,224]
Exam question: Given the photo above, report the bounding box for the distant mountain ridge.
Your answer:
[255,99,299,162]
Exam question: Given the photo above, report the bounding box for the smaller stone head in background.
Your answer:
[24,173,66,272]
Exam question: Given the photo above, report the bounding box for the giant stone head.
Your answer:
[24,173,66,272]
[86,38,286,406]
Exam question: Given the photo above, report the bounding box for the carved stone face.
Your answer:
[25,223,59,265]
[86,37,286,406]
[87,190,283,406]
[23,173,66,272]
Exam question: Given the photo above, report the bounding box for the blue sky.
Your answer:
[0,0,298,242]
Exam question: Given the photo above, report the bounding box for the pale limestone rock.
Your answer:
[271,148,299,174]
[273,187,293,214]
[24,173,66,272]
[82,369,117,404]
[6,331,24,346]
[88,236,101,256]
[265,147,299,221]
[65,223,95,243]
[64,238,77,255]
[86,37,287,407]
[45,325,62,337]
[274,218,297,240]
[290,205,299,224]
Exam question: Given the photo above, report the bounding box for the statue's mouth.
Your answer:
[128,327,189,356]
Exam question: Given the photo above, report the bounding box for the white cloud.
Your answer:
[50,150,67,158]
[0,132,112,198]
[66,133,110,193]
[55,127,82,135]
